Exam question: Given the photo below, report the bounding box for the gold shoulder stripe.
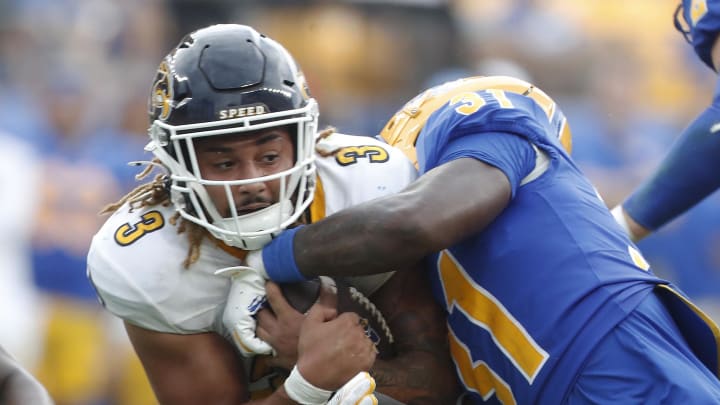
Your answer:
[309,175,326,222]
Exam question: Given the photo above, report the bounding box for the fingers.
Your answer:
[231,323,274,356]
[305,299,338,323]
[327,372,377,405]
[317,276,339,309]
[358,396,379,405]
[297,308,377,389]
[255,308,274,342]
[265,281,297,315]
[334,313,378,369]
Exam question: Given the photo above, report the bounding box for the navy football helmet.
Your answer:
[146,24,318,249]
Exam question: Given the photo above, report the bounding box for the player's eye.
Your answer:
[261,153,280,164]
[213,160,234,170]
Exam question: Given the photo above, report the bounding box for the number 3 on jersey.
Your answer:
[335,145,389,166]
[114,210,165,246]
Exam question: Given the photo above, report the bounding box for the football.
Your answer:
[279,276,396,359]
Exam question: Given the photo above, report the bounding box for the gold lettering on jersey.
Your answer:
[114,211,165,246]
[218,105,267,120]
[450,92,485,115]
[438,250,548,383]
[449,330,516,404]
[335,145,389,166]
[487,89,514,108]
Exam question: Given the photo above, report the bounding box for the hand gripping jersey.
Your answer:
[676,0,720,69]
[86,132,417,395]
[381,76,720,404]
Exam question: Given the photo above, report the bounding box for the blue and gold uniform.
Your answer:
[620,2,720,236]
[380,76,720,404]
[677,0,720,69]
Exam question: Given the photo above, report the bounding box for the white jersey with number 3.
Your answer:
[87,133,417,337]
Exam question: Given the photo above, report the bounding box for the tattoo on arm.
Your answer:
[368,268,462,404]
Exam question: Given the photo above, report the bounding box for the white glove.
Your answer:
[327,372,377,405]
[215,266,273,356]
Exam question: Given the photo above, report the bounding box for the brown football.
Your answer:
[279,276,396,359]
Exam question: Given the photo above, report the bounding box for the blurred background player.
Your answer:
[0,131,43,373]
[87,24,459,404]
[612,1,720,241]
[240,75,720,404]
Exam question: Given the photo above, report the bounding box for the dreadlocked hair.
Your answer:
[101,127,339,269]
[99,158,207,268]
[315,126,340,157]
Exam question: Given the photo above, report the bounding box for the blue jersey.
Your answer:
[381,77,719,404]
[677,0,720,69]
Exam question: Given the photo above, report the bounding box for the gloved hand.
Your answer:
[283,368,377,405]
[327,372,377,405]
[215,266,273,356]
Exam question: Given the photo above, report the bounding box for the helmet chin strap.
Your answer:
[209,199,294,250]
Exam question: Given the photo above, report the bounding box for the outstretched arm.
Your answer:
[612,40,720,241]
[615,101,720,241]
[258,157,511,280]
[0,345,54,405]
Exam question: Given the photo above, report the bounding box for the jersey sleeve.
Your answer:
[87,240,176,331]
[315,133,418,216]
[416,90,561,175]
[438,131,538,198]
[623,100,720,230]
[86,205,229,334]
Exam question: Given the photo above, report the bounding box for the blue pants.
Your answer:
[567,291,720,404]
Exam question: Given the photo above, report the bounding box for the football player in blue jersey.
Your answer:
[238,76,720,404]
[611,1,720,241]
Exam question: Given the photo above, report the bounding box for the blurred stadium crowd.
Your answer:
[0,0,717,404]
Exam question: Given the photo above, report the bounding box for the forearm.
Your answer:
[258,158,509,283]
[623,102,720,232]
[294,195,428,279]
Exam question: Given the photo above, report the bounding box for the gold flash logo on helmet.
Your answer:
[296,72,311,101]
[150,61,174,121]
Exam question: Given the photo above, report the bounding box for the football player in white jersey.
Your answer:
[86,24,460,405]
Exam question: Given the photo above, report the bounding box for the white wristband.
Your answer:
[246,250,269,279]
[284,365,333,405]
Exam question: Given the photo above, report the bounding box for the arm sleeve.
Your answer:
[623,99,720,231]
[437,131,538,198]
